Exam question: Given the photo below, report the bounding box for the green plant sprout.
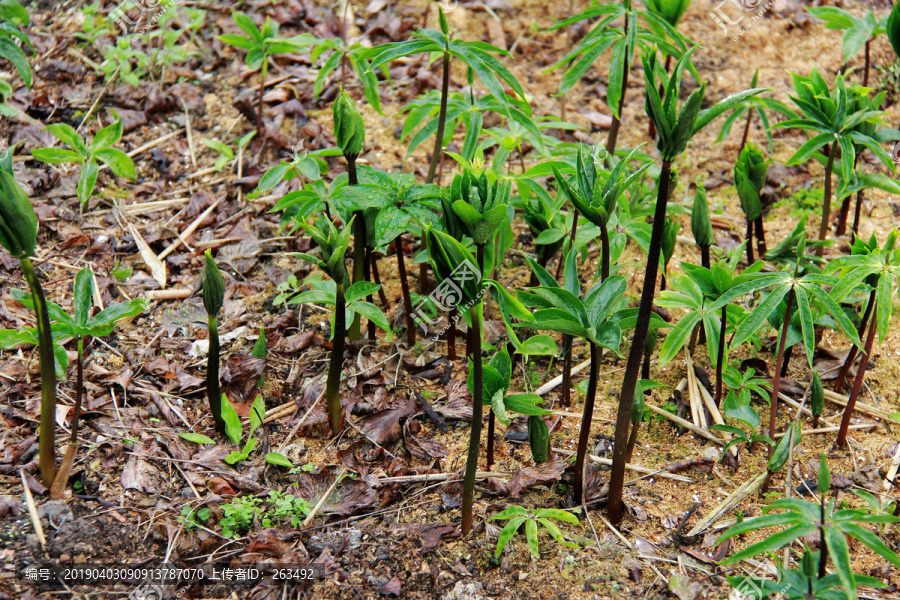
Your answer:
[491,505,580,559]
[31,114,137,206]
[364,9,525,184]
[806,6,887,86]
[290,216,389,434]
[734,143,768,263]
[217,11,311,137]
[201,250,227,437]
[608,46,764,524]
[718,454,900,599]
[0,149,56,485]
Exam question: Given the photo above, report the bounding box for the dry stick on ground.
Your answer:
[549,447,694,482]
[302,468,347,527]
[685,471,769,537]
[158,196,225,261]
[644,403,725,445]
[20,469,46,551]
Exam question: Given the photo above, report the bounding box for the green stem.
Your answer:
[426,50,451,184]
[818,493,828,579]
[715,303,727,408]
[625,420,639,463]
[21,258,57,486]
[767,289,794,454]
[607,159,671,524]
[207,315,225,436]
[817,142,838,257]
[326,281,347,436]
[836,298,877,447]
[836,288,875,390]
[461,262,484,535]
[574,342,599,504]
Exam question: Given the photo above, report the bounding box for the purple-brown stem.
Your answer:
[573,342,599,504]
[836,288,875,390]
[394,236,417,346]
[836,299,878,447]
[714,304,727,408]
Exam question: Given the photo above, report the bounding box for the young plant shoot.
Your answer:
[0,149,56,485]
[608,47,764,524]
[333,88,367,340]
[691,185,714,269]
[202,250,227,437]
[734,143,768,262]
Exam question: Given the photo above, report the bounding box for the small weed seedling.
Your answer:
[492,506,580,559]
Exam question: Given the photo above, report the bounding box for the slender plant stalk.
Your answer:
[836,299,878,447]
[739,108,753,153]
[817,143,839,257]
[560,336,573,407]
[426,52,451,184]
[625,420,640,463]
[369,250,390,308]
[604,13,629,158]
[599,222,610,281]
[419,234,430,295]
[607,160,672,523]
[836,154,861,237]
[767,289,795,454]
[836,288,875,389]
[818,494,829,578]
[714,304,727,407]
[700,245,710,269]
[51,337,86,497]
[746,219,755,263]
[256,58,267,139]
[207,315,225,435]
[556,210,579,280]
[461,245,485,535]
[477,246,495,468]
[394,236,417,345]
[780,345,793,378]
[573,342,599,504]
[851,188,864,241]
[21,258,57,486]
[326,282,347,435]
[365,248,376,340]
[448,305,457,361]
[641,351,650,381]
[348,160,365,341]
[754,215,767,257]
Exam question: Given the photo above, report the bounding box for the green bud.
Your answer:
[737,144,767,192]
[888,2,900,60]
[810,371,823,418]
[767,423,798,474]
[0,163,37,259]
[527,415,550,463]
[202,250,224,317]
[691,186,714,248]
[817,453,830,495]
[449,165,510,245]
[644,0,691,27]
[333,89,364,159]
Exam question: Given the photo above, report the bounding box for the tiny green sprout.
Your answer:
[492,506,580,559]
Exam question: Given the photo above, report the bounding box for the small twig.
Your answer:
[276,387,325,453]
[303,468,346,527]
[20,469,46,551]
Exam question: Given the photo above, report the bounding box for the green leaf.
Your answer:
[216,33,256,49]
[179,432,216,445]
[823,526,856,597]
[495,515,527,558]
[30,148,83,164]
[93,148,136,180]
[525,518,539,558]
[265,452,293,468]
[91,115,123,150]
[504,394,551,416]
[73,268,93,329]
[345,281,381,304]
[77,161,99,204]
[834,522,900,567]
[45,123,87,156]
[249,394,265,437]
[221,394,242,445]
[516,335,558,356]
[0,37,30,88]
[491,389,510,426]
[492,505,529,519]
[722,522,816,563]
[349,300,390,333]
